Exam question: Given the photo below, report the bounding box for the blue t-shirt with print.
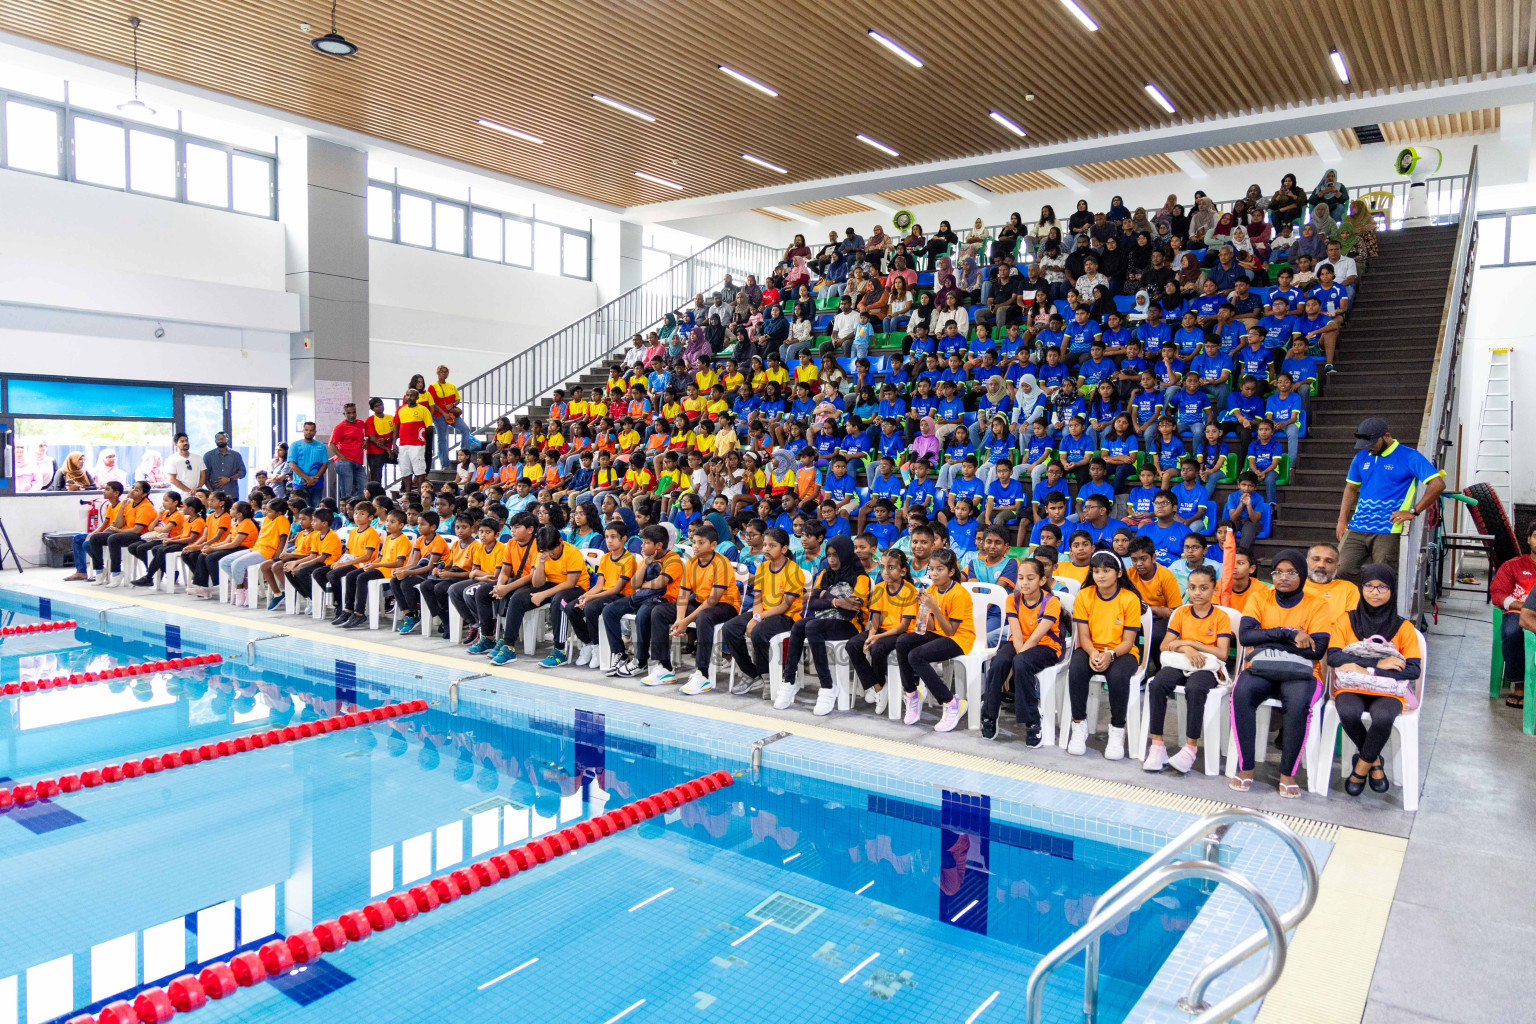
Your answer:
[1059,432,1095,464]
[1038,362,1070,388]
[1345,441,1441,535]
[1174,390,1212,424]
[1190,352,1230,385]
[949,518,979,557]
[906,478,938,514]
[983,436,1015,464]
[1079,357,1118,387]
[1033,479,1070,507]
[1077,480,1116,509]
[1137,321,1172,356]
[1138,520,1188,566]
[1234,345,1273,379]
[986,478,1025,508]
[1223,392,1264,423]
[1065,320,1101,354]
[1130,390,1162,426]
[1154,358,1187,387]
[1191,294,1224,319]
[1174,327,1206,357]
[877,431,905,459]
[823,470,858,502]
[1224,491,1272,538]
[1247,437,1285,471]
[1264,392,1304,429]
[1281,355,1320,386]
[949,475,984,506]
[1100,434,1139,461]
[1127,486,1158,517]
[1151,436,1186,470]
[1023,433,1054,465]
[1259,314,1299,348]
[1101,327,1132,352]
[870,471,904,501]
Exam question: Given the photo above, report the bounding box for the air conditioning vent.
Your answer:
[1353,124,1385,145]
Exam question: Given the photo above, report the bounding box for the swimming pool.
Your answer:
[0,583,1328,1024]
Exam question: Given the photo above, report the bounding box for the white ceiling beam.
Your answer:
[943,180,994,203]
[850,194,896,214]
[1049,167,1091,193]
[1166,151,1208,179]
[759,205,816,224]
[1306,131,1343,163]
[633,71,1536,220]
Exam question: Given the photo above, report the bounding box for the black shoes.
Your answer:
[1368,764,1390,793]
[1024,724,1044,748]
[981,718,997,740]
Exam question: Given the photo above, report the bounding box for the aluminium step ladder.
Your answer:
[1474,347,1514,513]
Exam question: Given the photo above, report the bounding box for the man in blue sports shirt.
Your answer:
[1336,418,1444,584]
[1137,490,1187,566]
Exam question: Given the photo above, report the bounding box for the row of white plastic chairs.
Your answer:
[129,540,1425,810]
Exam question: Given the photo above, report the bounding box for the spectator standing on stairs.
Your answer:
[1335,418,1445,586]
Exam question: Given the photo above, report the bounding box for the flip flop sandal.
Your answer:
[1228,777,1252,792]
[1277,782,1302,799]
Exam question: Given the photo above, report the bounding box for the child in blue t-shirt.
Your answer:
[1172,374,1213,446]
[1224,471,1273,548]
[1258,298,1299,350]
[1264,373,1305,468]
[1192,422,1230,499]
[1031,460,1070,513]
[1124,464,1161,528]
[1149,416,1187,488]
[1246,419,1285,503]
[1076,459,1116,513]
[1174,310,1206,357]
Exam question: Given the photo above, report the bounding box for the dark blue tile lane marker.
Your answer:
[334,660,358,706]
[39,597,51,619]
[164,623,181,657]
[268,958,356,1005]
[939,789,990,935]
[8,801,85,834]
[574,709,606,803]
[866,794,1074,860]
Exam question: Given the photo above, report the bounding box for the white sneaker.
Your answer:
[902,691,922,725]
[934,697,965,732]
[94,572,110,586]
[865,687,879,705]
[772,684,797,711]
[812,690,837,716]
[1067,721,1088,755]
[1105,726,1127,761]
[572,644,590,668]
[643,666,675,687]
[1167,746,1199,774]
[1142,744,1168,772]
[730,674,761,696]
[583,644,599,668]
[679,671,713,695]
[110,573,126,588]
[874,687,889,715]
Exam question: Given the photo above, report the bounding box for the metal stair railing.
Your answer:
[1025,808,1319,1024]
[457,235,782,430]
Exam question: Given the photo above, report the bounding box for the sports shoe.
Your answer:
[93,572,110,586]
[489,645,517,666]
[981,718,998,741]
[185,584,205,598]
[131,576,155,588]
[467,636,496,656]
[643,667,675,687]
[1105,725,1126,761]
[1024,724,1044,748]
[730,674,761,696]
[110,573,126,588]
[573,644,594,668]
[539,649,568,669]
[397,615,420,635]
[772,685,796,711]
[1142,743,1168,772]
[934,697,965,732]
[613,658,640,678]
[1067,721,1088,755]
[344,614,369,630]
[865,687,879,705]
[267,595,287,612]
[331,610,351,626]
[1167,746,1199,774]
[874,687,889,715]
[233,584,247,602]
[812,690,837,716]
[461,627,480,647]
[902,691,922,725]
[679,672,714,695]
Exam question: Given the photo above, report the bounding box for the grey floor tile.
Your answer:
[1392,839,1536,924]
[1368,902,1534,1023]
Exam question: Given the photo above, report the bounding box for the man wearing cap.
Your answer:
[1336,418,1445,585]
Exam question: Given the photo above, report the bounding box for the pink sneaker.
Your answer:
[934,697,965,732]
[902,691,922,725]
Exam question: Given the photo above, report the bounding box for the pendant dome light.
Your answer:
[117,17,155,117]
[311,0,359,56]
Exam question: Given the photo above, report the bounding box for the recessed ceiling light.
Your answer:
[718,66,778,97]
[592,94,656,122]
[310,1,358,56]
[1144,83,1176,114]
[476,119,543,144]
[855,133,899,158]
[1330,49,1350,84]
[762,205,816,224]
[867,30,923,68]
[1058,0,1099,31]
[988,111,1027,137]
[635,171,683,190]
[742,153,787,174]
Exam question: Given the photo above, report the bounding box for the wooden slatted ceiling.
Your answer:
[791,198,874,217]
[874,185,960,205]
[2,0,1531,207]
[1331,108,1502,150]
[1070,155,1181,182]
[974,171,1063,193]
[1193,136,1317,167]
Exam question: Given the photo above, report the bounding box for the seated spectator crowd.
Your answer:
[59,176,1423,802]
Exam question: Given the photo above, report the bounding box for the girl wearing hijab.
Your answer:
[1175,253,1205,297]
[1326,563,1423,798]
[1187,197,1219,246]
[1269,173,1308,226]
[1123,232,1154,294]
[54,451,94,491]
[1244,183,1269,214]
[1130,207,1155,237]
[1339,199,1379,263]
[1106,195,1132,225]
[742,274,763,309]
[657,311,679,341]
[1064,550,1147,758]
[784,255,811,292]
[777,534,871,715]
[993,212,1024,261]
[911,417,942,463]
[1088,285,1118,323]
[907,291,937,336]
[1310,169,1349,219]
[1066,200,1092,235]
[966,217,990,245]
[1229,548,1334,797]
[1097,235,1128,291]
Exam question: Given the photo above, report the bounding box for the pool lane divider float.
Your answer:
[1,654,224,696]
[0,619,77,637]
[0,697,429,811]
[62,770,737,1024]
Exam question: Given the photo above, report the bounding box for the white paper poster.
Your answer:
[314,379,353,432]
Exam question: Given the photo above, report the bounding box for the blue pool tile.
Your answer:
[8,801,86,834]
[269,958,356,1005]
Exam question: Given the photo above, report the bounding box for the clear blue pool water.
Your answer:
[0,592,1217,1024]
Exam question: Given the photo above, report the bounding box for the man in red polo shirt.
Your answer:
[327,402,368,500]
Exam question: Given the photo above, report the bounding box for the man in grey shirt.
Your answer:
[719,274,740,304]
[166,433,205,494]
[708,293,733,324]
[203,432,247,499]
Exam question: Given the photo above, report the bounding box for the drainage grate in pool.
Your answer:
[747,892,824,934]
[463,795,513,816]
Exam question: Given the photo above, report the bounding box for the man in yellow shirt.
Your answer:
[427,364,482,470]
[1304,542,1360,621]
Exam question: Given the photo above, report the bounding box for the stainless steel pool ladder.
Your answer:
[1024,808,1319,1024]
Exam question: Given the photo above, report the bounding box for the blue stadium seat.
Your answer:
[1114,295,1136,312]
[917,272,935,287]
[815,313,833,331]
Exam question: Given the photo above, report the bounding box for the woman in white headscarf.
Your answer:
[91,449,128,488]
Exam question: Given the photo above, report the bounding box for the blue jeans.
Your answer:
[1279,422,1300,466]
[1201,473,1222,498]
[1204,383,1231,413]
[1260,468,1278,504]
[72,533,91,572]
[294,482,326,508]
[433,415,480,468]
[335,459,366,501]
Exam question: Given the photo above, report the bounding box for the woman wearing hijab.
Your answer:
[1154,194,1178,233]
[1067,199,1093,235]
[1187,197,1219,246]
[682,326,711,370]
[658,311,679,341]
[1244,208,1273,257]
[1308,203,1341,240]
[1123,231,1154,294]
[784,254,811,293]
[1097,235,1128,292]
[856,271,889,321]
[1325,564,1423,798]
[52,451,94,491]
[742,274,763,310]
[907,290,937,336]
[1106,195,1132,225]
[864,223,891,272]
[956,255,983,304]
[704,315,727,354]
[758,304,790,360]
[965,218,990,246]
[1229,548,1334,797]
[1292,222,1329,264]
[92,450,128,487]
[1087,285,1118,323]
[1269,173,1308,227]
[993,212,1024,261]
[1310,169,1349,219]
[923,219,958,269]
[776,534,871,715]
[1129,207,1155,237]
[1175,252,1205,297]
[1338,199,1379,264]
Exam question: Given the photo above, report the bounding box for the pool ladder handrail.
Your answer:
[1024,808,1319,1024]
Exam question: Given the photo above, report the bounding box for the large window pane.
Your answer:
[399,193,433,246]
[434,201,465,254]
[562,231,589,278]
[184,143,229,207]
[367,185,394,239]
[471,210,503,261]
[12,419,175,492]
[128,129,176,196]
[5,100,60,175]
[1478,217,1508,267]
[533,221,561,275]
[1508,213,1536,265]
[71,115,126,188]
[504,218,532,266]
[231,153,272,215]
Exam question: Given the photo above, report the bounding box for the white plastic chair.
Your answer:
[1060,607,1154,757]
[366,576,398,631]
[1135,605,1242,776]
[956,582,1008,729]
[1052,576,1082,603]
[1034,590,1074,747]
[1224,656,1329,784]
[1311,626,1427,809]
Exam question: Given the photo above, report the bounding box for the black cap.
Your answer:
[1354,417,1390,449]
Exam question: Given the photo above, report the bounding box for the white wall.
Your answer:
[1461,266,1535,505]
[367,240,600,393]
